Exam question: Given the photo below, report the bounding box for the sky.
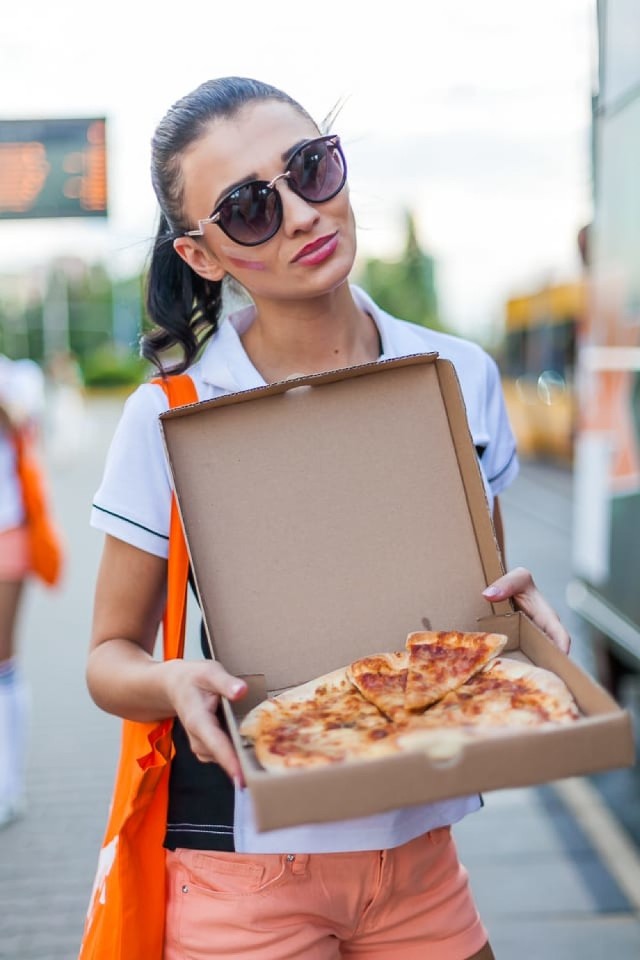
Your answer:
[0,0,597,339]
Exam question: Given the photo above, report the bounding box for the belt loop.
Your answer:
[290,853,309,875]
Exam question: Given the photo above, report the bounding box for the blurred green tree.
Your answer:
[357,209,446,332]
[68,262,113,360]
[0,260,148,387]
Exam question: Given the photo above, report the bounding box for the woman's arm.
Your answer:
[485,498,571,654]
[87,534,248,781]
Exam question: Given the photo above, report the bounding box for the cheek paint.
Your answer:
[227,256,267,271]
[219,244,267,271]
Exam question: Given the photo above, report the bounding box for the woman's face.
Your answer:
[174,100,357,303]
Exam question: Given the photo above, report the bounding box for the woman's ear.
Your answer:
[173,236,226,282]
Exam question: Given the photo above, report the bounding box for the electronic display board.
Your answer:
[0,117,107,220]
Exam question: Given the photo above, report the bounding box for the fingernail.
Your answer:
[230,681,246,697]
[483,586,500,599]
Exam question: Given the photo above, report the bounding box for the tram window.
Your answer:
[548,319,576,380]
[503,317,577,381]
[504,330,527,377]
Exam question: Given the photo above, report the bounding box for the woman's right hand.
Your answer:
[163,658,248,784]
[89,536,249,784]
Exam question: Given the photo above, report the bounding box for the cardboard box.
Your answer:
[160,353,635,831]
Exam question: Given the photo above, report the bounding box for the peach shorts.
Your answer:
[164,827,488,960]
[0,527,30,581]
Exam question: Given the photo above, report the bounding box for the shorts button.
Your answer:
[182,885,189,893]
[286,854,296,862]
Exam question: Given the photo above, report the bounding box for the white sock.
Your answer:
[0,658,29,808]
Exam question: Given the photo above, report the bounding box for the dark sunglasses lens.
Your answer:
[290,139,346,202]
[218,183,281,245]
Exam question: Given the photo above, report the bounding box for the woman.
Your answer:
[86,76,570,959]
[0,354,46,828]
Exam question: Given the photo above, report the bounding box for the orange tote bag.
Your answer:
[14,429,65,587]
[78,373,197,960]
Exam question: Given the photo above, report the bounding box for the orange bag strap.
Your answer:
[151,374,198,660]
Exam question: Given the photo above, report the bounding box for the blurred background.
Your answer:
[1,0,640,956]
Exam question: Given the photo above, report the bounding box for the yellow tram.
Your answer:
[500,280,585,463]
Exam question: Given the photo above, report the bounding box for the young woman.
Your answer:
[0,354,46,828]
[87,76,570,959]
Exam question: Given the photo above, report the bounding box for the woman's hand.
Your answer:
[163,658,248,785]
[482,566,571,654]
[89,536,249,784]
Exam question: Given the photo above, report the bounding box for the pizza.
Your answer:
[346,631,507,718]
[346,651,409,720]
[404,630,507,711]
[239,639,581,772]
[239,666,401,772]
[396,657,581,745]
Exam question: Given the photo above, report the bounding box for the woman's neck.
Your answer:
[240,286,381,383]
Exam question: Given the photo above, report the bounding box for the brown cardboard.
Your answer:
[160,354,635,831]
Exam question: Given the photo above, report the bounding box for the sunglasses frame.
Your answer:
[183,135,346,245]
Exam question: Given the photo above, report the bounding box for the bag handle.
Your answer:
[151,374,199,661]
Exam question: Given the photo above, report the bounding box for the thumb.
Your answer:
[203,661,248,701]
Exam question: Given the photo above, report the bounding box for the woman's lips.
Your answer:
[291,233,339,265]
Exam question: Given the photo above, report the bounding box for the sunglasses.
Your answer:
[184,135,347,246]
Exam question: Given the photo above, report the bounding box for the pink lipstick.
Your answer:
[292,233,339,265]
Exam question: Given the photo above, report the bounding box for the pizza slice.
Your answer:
[396,657,580,747]
[346,651,410,720]
[239,666,399,772]
[403,629,508,711]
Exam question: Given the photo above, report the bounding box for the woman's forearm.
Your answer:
[86,636,182,722]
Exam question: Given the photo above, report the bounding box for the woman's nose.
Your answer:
[277,179,320,235]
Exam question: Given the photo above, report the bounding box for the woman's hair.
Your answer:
[142,77,315,374]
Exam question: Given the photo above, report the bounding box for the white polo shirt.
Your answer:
[91,285,518,853]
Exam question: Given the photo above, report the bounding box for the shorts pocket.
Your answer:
[180,850,290,898]
[166,852,306,958]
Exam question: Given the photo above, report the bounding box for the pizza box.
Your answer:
[159,353,634,831]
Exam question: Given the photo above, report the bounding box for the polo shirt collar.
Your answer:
[199,303,266,392]
[351,285,436,360]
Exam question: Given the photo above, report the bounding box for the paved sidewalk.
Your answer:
[1,396,639,959]
[456,783,640,958]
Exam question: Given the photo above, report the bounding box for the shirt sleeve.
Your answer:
[90,383,174,557]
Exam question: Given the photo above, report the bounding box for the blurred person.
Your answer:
[82,76,571,959]
[0,353,46,828]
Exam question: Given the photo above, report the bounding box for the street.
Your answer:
[0,393,639,959]
[500,458,640,846]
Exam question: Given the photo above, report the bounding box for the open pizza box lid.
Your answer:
[160,353,634,831]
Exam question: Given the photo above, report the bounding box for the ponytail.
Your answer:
[141,214,223,375]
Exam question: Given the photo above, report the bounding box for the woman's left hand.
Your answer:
[482,566,571,654]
